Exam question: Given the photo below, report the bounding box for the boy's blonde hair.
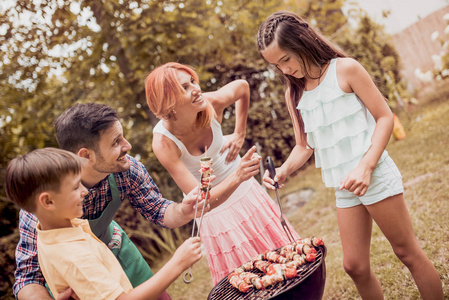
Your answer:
[5,148,83,213]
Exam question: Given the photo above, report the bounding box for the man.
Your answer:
[14,103,209,300]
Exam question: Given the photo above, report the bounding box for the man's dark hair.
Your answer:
[53,103,119,153]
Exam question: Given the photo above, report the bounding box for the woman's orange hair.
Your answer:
[145,62,214,129]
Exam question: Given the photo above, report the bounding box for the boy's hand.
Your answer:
[173,237,202,270]
[56,287,76,300]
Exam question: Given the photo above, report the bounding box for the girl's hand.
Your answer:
[221,133,245,164]
[173,237,202,270]
[262,168,286,190]
[339,163,373,196]
[234,146,261,182]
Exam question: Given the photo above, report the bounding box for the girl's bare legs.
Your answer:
[366,194,443,300]
[337,205,384,300]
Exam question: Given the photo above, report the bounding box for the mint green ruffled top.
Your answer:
[297,58,387,188]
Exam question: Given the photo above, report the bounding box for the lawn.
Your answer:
[154,86,449,299]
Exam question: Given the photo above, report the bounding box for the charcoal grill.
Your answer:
[208,245,327,300]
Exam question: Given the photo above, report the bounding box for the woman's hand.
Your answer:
[339,162,373,196]
[262,168,286,190]
[233,146,261,183]
[221,132,245,164]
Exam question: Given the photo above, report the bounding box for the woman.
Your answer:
[145,62,299,285]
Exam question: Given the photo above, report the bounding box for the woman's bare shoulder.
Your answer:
[152,132,181,158]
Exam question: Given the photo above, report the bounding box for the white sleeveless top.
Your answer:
[153,118,241,185]
[297,58,387,187]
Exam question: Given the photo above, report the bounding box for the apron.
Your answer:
[88,174,154,287]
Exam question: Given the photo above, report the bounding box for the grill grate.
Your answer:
[208,246,326,300]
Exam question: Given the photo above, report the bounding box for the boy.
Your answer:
[6,147,202,300]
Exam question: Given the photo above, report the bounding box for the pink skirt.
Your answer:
[197,177,300,285]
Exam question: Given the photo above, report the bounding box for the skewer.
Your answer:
[195,175,211,237]
[183,147,212,284]
[195,146,210,236]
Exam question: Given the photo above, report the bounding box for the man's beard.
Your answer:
[92,151,129,174]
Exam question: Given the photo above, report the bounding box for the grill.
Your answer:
[208,246,327,300]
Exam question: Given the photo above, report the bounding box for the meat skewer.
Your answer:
[228,273,251,293]
[264,251,290,264]
[183,149,213,284]
[195,155,213,233]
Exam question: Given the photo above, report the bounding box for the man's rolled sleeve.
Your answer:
[124,156,173,227]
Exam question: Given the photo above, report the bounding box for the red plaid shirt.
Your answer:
[13,155,173,296]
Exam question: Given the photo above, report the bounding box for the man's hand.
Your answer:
[179,176,216,219]
[164,175,217,228]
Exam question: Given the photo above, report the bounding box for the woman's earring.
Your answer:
[171,109,177,121]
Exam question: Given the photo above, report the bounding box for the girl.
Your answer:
[257,11,443,300]
[145,62,299,285]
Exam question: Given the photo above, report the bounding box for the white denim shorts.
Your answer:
[335,155,404,208]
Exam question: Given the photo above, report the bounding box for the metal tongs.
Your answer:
[183,171,211,284]
[266,156,295,243]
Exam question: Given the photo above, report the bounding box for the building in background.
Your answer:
[392,5,449,90]
[348,0,449,91]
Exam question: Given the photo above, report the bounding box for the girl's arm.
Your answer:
[337,58,394,195]
[153,133,260,210]
[205,80,250,163]
[263,89,314,190]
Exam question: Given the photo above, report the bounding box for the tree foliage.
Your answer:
[0,0,406,192]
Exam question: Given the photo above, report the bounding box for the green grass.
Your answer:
[153,92,449,299]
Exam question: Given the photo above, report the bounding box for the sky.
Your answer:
[346,0,449,34]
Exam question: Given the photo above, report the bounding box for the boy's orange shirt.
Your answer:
[36,218,133,300]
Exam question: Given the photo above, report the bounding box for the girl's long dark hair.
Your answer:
[257,11,347,145]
